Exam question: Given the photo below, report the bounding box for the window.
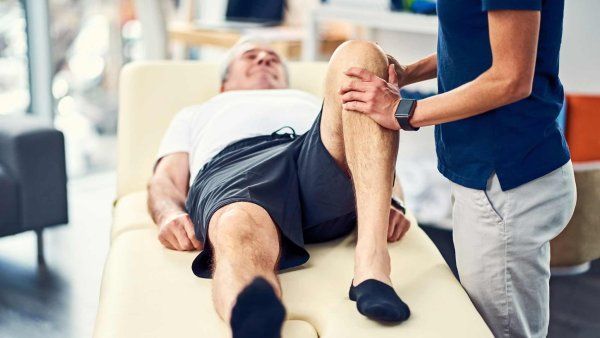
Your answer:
[0,0,30,116]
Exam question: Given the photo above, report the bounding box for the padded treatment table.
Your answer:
[93,61,492,338]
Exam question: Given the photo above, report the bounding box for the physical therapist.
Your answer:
[340,0,577,337]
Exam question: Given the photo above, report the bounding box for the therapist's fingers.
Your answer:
[339,80,368,95]
[341,91,368,104]
[388,64,398,85]
[342,101,370,113]
[344,67,376,81]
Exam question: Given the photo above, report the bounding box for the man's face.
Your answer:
[221,44,288,92]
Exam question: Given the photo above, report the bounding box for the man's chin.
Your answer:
[242,82,287,91]
[223,79,288,92]
[253,83,285,90]
[249,73,287,89]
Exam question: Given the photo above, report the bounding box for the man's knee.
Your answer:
[210,203,277,245]
[329,40,388,78]
[323,40,389,102]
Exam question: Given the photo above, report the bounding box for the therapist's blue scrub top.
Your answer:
[435,0,570,191]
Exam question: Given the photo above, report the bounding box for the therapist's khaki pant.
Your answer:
[451,161,576,338]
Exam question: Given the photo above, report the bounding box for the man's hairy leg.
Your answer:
[321,40,398,286]
[208,202,282,323]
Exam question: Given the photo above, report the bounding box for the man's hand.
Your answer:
[158,212,203,251]
[388,206,410,242]
[339,65,402,131]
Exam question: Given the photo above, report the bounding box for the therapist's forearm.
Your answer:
[408,10,540,127]
[403,53,437,86]
[410,67,531,128]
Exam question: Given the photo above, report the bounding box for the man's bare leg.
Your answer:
[208,202,285,336]
[322,39,406,319]
[321,40,398,286]
[320,41,409,322]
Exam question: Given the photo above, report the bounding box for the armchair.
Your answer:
[0,115,68,263]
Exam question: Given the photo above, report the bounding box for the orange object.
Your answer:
[566,94,600,162]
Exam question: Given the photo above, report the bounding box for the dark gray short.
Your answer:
[186,110,357,278]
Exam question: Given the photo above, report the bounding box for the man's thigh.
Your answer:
[296,113,356,230]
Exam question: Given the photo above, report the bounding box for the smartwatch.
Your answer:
[391,196,406,215]
[394,99,419,131]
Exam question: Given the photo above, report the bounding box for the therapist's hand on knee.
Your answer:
[339,65,402,131]
[158,212,203,251]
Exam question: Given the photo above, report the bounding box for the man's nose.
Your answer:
[256,52,273,66]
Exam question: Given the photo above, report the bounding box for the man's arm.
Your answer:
[341,10,540,129]
[148,152,202,251]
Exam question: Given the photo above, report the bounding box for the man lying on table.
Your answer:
[148,38,412,338]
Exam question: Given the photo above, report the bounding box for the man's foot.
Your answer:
[230,277,286,338]
[349,279,410,323]
[351,247,409,323]
[353,246,393,286]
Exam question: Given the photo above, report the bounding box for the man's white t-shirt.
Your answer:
[156,89,322,185]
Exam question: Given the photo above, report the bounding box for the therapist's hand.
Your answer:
[386,54,410,89]
[339,64,401,131]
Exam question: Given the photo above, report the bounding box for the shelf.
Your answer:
[313,4,438,35]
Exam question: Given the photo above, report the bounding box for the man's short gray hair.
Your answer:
[219,36,289,84]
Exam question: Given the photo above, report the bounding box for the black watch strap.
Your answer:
[391,196,406,215]
[394,99,419,131]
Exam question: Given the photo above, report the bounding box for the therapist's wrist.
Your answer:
[409,103,426,128]
[402,64,416,87]
[394,99,420,131]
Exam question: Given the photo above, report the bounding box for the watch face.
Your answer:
[397,99,415,117]
[395,99,419,131]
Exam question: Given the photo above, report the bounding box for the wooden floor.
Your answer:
[0,171,114,338]
[0,171,598,337]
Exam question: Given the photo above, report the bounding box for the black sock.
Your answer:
[230,277,286,338]
[349,279,411,323]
